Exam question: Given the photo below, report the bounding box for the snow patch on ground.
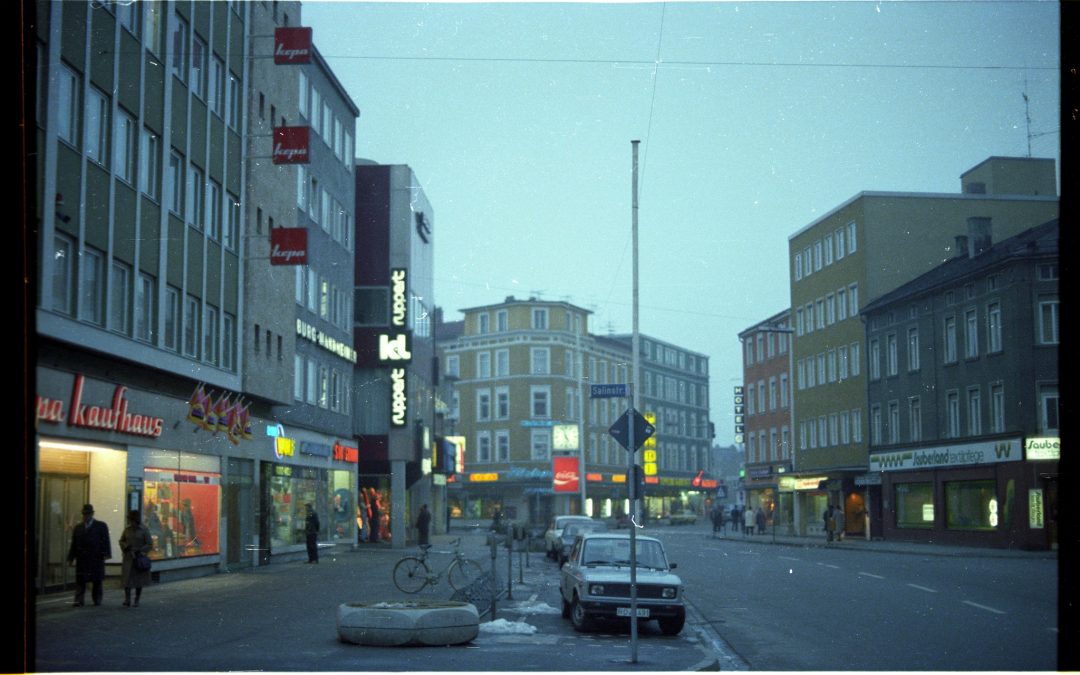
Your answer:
[479,618,538,635]
[505,601,561,615]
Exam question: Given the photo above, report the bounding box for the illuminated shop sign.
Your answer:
[391,268,408,327]
[869,439,1022,472]
[36,374,165,439]
[1025,437,1060,461]
[275,437,295,458]
[779,476,830,491]
[1029,489,1045,528]
[390,367,407,427]
[378,332,412,363]
[296,319,358,363]
[272,126,310,164]
[586,473,603,482]
[187,384,253,445]
[300,442,332,457]
[273,27,313,64]
[270,227,307,265]
[469,473,499,482]
[333,442,359,463]
[552,456,580,493]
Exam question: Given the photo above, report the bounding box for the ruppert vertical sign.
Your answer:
[379,268,412,364]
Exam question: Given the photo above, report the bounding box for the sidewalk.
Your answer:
[31,527,720,672]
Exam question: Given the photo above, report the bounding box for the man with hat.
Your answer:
[67,504,112,606]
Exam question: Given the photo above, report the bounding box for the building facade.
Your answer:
[862,219,1059,550]
[786,156,1058,538]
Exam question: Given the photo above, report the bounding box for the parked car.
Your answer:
[559,532,686,635]
[544,515,593,560]
[557,520,609,566]
[667,511,697,525]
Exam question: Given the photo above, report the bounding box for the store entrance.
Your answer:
[36,474,88,593]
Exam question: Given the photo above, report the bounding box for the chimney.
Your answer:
[966,217,992,257]
[954,235,969,259]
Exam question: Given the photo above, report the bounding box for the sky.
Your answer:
[300,0,1061,447]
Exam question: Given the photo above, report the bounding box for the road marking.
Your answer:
[816,562,840,569]
[778,556,800,561]
[907,584,938,593]
[963,600,1006,615]
[858,572,885,579]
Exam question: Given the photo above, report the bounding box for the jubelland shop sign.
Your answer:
[273,27,313,64]
[270,227,307,265]
[36,374,165,439]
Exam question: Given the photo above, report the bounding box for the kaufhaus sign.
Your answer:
[869,438,1022,472]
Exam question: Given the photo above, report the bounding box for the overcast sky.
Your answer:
[301,0,1061,446]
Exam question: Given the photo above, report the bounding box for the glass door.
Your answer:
[37,474,87,593]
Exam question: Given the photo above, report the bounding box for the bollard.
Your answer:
[488,533,498,620]
[505,532,513,600]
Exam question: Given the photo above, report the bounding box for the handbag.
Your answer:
[135,552,152,572]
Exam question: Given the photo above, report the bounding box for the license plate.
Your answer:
[616,607,650,618]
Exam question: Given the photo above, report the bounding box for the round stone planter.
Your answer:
[337,600,479,647]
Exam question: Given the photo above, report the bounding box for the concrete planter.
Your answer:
[336,600,479,647]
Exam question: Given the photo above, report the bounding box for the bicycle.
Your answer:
[392,537,485,593]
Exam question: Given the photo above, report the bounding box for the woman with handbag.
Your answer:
[120,510,153,607]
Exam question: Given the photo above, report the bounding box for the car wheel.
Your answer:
[570,595,593,632]
[561,595,571,618]
[658,608,685,636]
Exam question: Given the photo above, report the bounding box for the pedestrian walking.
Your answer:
[416,504,432,546]
[67,504,111,607]
[710,505,723,538]
[730,506,740,534]
[119,510,152,607]
[755,506,767,535]
[834,503,846,542]
[743,504,755,536]
[305,504,320,563]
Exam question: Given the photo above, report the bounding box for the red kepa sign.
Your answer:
[274,27,313,64]
[270,228,308,266]
[552,456,580,493]
[273,126,310,165]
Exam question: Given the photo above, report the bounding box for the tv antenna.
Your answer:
[1022,73,1059,157]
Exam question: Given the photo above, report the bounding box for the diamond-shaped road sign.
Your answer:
[608,408,656,451]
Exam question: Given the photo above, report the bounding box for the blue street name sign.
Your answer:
[591,384,628,398]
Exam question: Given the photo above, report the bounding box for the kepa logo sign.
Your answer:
[273,126,310,165]
[270,228,308,266]
[274,27,313,64]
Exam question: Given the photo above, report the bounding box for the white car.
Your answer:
[559,532,686,635]
[544,515,593,560]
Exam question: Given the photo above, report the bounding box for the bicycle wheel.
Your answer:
[447,558,484,591]
[393,557,430,593]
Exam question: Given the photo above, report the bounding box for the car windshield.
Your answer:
[582,539,667,569]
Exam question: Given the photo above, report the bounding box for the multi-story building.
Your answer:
[33,1,250,587]
[353,162,437,549]
[439,297,714,528]
[737,310,793,531]
[787,156,1058,538]
[862,218,1058,550]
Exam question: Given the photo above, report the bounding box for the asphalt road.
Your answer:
[654,526,1059,671]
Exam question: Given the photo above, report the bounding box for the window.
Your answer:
[886,333,898,376]
[496,387,510,420]
[78,247,105,325]
[494,349,509,377]
[803,247,812,277]
[796,361,805,390]
[306,268,316,310]
[870,405,882,445]
[227,71,241,129]
[496,431,510,462]
[826,294,836,325]
[225,192,239,250]
[852,408,862,442]
[838,345,848,380]
[85,87,108,166]
[144,2,163,55]
[987,302,1002,353]
[888,401,900,444]
[496,310,508,332]
[990,383,1005,433]
[943,316,957,363]
[835,227,845,260]
[208,180,222,240]
[164,286,179,351]
[828,414,837,446]
[805,303,814,333]
[108,261,131,334]
[945,480,998,531]
[318,365,329,408]
[57,63,80,146]
[907,327,920,371]
[114,109,136,183]
[183,295,200,357]
[818,416,827,448]
[837,287,847,321]
[476,352,491,378]
[188,164,205,228]
[204,304,219,365]
[191,35,207,99]
[868,338,881,381]
[1039,384,1059,433]
[531,347,550,374]
[794,253,802,281]
[967,387,981,436]
[964,308,978,358]
[850,343,860,377]
[840,411,850,444]
[824,233,834,265]
[299,71,309,119]
[139,128,160,199]
[446,355,460,377]
[747,384,755,414]
[908,397,922,443]
[117,1,139,35]
[531,386,551,418]
[827,349,837,383]
[895,482,933,528]
[1039,298,1059,344]
[209,54,225,116]
[1038,263,1059,281]
[222,313,235,371]
[530,429,551,461]
[946,391,960,438]
[768,377,777,411]
[171,15,189,83]
[756,334,764,362]
[779,374,789,408]
[168,150,185,216]
[319,278,329,319]
[847,221,857,254]
[814,240,823,271]
[816,299,825,329]
[532,308,548,329]
[52,234,75,315]
[476,312,489,334]
[310,86,321,136]
[306,358,317,404]
[848,283,859,315]
[477,433,491,463]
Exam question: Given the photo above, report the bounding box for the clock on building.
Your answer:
[552,424,580,451]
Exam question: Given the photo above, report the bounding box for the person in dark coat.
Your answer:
[304,504,320,563]
[68,504,112,607]
[755,506,767,535]
[730,506,740,534]
[415,504,432,547]
[120,510,153,607]
[368,490,380,544]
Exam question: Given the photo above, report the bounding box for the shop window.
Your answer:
[945,480,998,531]
[143,467,221,560]
[894,482,933,528]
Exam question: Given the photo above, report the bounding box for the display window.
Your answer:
[143,467,221,559]
[895,481,934,528]
[945,480,998,530]
[265,464,350,548]
[358,482,391,543]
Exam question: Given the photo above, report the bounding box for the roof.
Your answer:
[861,219,1058,314]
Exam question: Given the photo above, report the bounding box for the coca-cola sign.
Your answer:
[270,228,307,266]
[274,27,313,65]
[273,126,310,165]
[552,456,580,493]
